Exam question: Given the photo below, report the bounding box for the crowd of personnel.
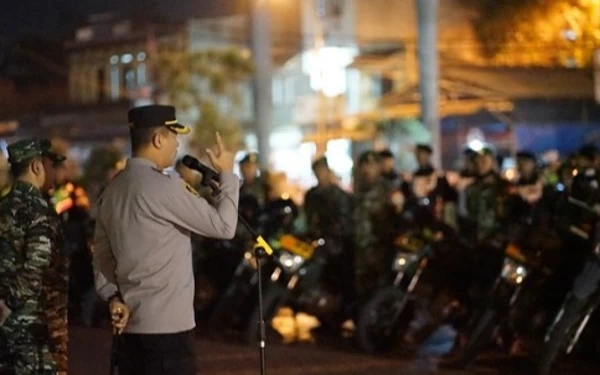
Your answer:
[189,140,600,373]
[1,128,599,373]
[214,143,597,306]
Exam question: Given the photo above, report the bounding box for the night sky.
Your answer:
[0,0,238,42]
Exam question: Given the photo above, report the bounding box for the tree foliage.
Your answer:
[462,0,600,66]
[156,47,254,153]
[81,145,125,202]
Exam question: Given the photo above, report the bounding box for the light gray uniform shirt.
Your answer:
[93,157,239,334]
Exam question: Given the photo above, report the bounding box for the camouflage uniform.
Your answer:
[304,185,353,241]
[354,168,399,300]
[464,170,508,243]
[0,139,68,374]
[240,177,267,207]
[305,157,356,323]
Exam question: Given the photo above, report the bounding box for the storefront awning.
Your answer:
[302,128,374,143]
[349,78,514,125]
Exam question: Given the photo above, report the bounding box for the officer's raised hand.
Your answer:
[206,132,234,173]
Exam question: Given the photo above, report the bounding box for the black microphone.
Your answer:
[182,155,221,196]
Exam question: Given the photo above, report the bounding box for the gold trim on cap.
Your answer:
[170,125,191,135]
[165,120,178,125]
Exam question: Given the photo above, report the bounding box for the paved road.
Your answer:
[69,325,599,375]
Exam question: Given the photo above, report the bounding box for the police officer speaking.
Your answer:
[93,105,239,375]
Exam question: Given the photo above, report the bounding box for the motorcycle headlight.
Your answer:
[278,251,305,273]
[501,257,528,285]
[392,252,419,272]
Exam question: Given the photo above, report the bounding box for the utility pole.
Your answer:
[416,0,441,168]
[250,0,273,167]
[313,11,328,155]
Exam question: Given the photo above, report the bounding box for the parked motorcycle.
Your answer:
[244,233,350,344]
[207,197,299,337]
[355,222,450,354]
[452,223,561,369]
[538,200,600,375]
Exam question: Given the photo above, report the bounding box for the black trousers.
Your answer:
[117,330,196,375]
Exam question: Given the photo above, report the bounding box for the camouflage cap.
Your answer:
[7,139,66,165]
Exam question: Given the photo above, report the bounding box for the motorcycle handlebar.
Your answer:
[568,196,599,216]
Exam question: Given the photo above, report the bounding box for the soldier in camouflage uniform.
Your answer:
[353,151,402,302]
[304,157,355,324]
[0,139,68,375]
[463,145,509,243]
[304,156,353,242]
[378,149,401,188]
[461,145,510,300]
[239,152,268,207]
